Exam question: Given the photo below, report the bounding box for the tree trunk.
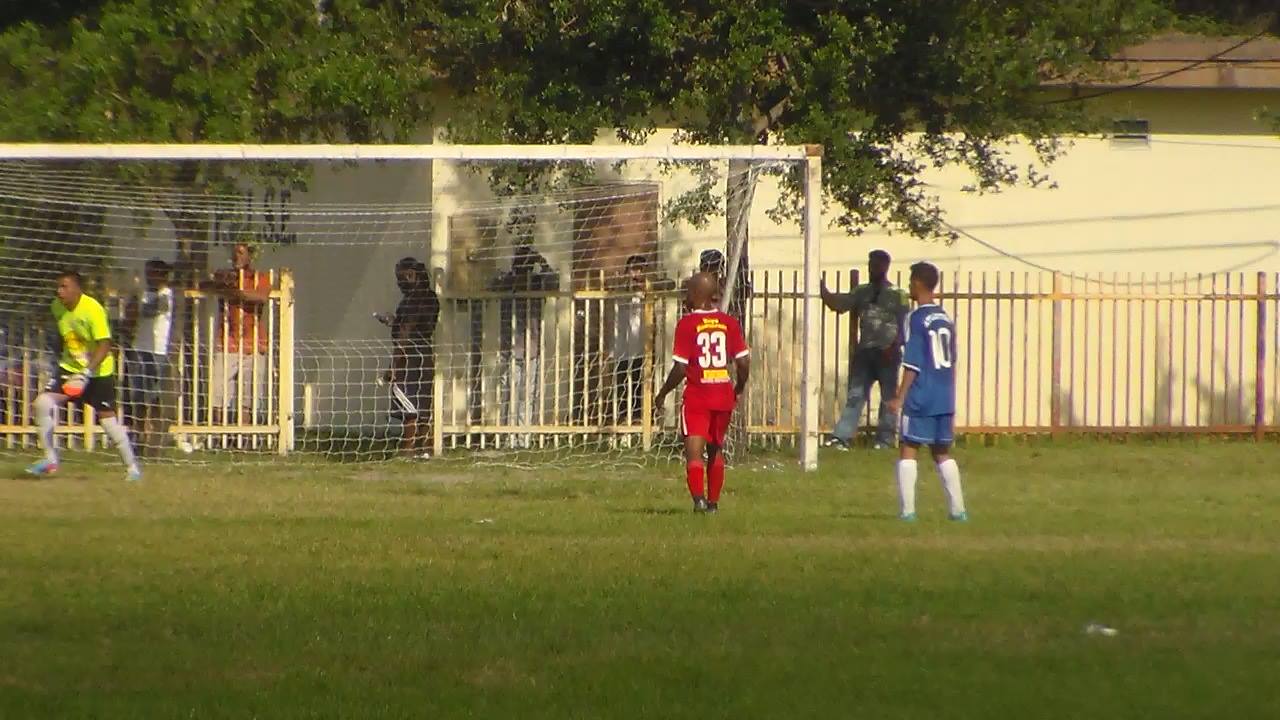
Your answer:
[724,158,756,327]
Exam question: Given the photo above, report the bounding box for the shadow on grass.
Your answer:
[835,511,897,521]
[625,506,685,516]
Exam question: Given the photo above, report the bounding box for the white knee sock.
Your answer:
[35,393,59,464]
[896,459,918,515]
[100,416,138,469]
[937,459,966,515]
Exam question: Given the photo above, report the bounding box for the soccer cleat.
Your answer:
[706,501,719,514]
[949,512,968,522]
[25,459,59,477]
[693,496,708,513]
[126,466,143,482]
[898,512,917,522]
[822,436,851,451]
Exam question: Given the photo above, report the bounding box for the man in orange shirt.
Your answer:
[205,243,272,422]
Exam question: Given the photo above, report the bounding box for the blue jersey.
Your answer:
[901,304,955,417]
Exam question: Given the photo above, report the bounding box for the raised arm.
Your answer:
[421,291,440,341]
[820,279,857,313]
[231,272,272,306]
[140,289,171,318]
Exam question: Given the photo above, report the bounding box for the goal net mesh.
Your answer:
[0,154,802,468]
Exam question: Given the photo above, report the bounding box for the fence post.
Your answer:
[276,270,295,455]
[641,288,655,452]
[433,322,445,458]
[1256,271,1267,441]
[798,148,823,471]
[848,268,859,384]
[1050,272,1063,437]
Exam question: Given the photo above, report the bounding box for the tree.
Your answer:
[422,0,1176,295]
[1168,2,1278,32]
[0,0,434,284]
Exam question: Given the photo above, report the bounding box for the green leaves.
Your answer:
[0,0,433,150]
[428,0,1172,237]
[0,0,1205,239]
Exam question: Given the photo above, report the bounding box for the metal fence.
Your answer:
[813,269,1280,439]
[4,268,1279,457]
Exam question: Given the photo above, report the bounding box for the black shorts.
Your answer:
[46,370,117,412]
[390,364,434,421]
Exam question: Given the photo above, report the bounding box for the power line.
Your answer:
[1149,138,1280,150]
[925,205,1280,284]
[1044,30,1270,105]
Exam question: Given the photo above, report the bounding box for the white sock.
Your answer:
[35,393,60,464]
[896,459,918,516]
[937,459,966,515]
[100,416,138,469]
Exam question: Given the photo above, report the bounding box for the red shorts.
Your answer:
[681,405,734,445]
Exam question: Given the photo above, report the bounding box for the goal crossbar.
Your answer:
[0,143,821,162]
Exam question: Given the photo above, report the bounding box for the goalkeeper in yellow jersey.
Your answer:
[26,271,141,482]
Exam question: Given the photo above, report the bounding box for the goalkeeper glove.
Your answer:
[61,373,89,398]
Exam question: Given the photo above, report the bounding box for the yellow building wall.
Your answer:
[422,88,1280,435]
[429,90,1280,281]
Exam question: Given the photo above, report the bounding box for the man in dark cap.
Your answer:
[820,249,910,450]
[377,257,440,458]
[699,248,725,277]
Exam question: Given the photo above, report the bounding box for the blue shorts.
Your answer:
[901,414,954,447]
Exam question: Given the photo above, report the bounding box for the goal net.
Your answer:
[0,144,822,469]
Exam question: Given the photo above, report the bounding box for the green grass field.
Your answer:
[2,441,1279,719]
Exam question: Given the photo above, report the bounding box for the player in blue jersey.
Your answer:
[886,262,967,522]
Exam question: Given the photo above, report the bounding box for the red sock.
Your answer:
[686,461,706,498]
[707,454,726,503]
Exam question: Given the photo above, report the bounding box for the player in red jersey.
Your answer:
[656,273,751,513]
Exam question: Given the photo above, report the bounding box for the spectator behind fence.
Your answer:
[821,249,910,450]
[201,243,272,423]
[490,242,559,447]
[0,325,22,421]
[610,254,648,424]
[122,259,174,453]
[377,257,439,459]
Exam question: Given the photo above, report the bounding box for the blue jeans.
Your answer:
[832,347,900,446]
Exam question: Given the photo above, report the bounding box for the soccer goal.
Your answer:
[0,143,823,470]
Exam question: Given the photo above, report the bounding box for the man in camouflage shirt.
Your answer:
[821,249,910,449]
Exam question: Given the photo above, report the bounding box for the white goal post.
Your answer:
[0,142,824,470]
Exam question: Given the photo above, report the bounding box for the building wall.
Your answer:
[428,89,1280,281]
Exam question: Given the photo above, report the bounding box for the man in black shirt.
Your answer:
[378,257,440,458]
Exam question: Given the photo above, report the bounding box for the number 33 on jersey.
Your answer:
[671,310,750,411]
[901,303,956,417]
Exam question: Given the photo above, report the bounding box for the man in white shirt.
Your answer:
[491,243,559,447]
[610,255,648,424]
[123,259,174,450]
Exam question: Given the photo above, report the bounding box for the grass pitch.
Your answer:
[2,441,1278,719]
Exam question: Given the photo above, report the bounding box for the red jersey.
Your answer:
[671,309,749,411]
